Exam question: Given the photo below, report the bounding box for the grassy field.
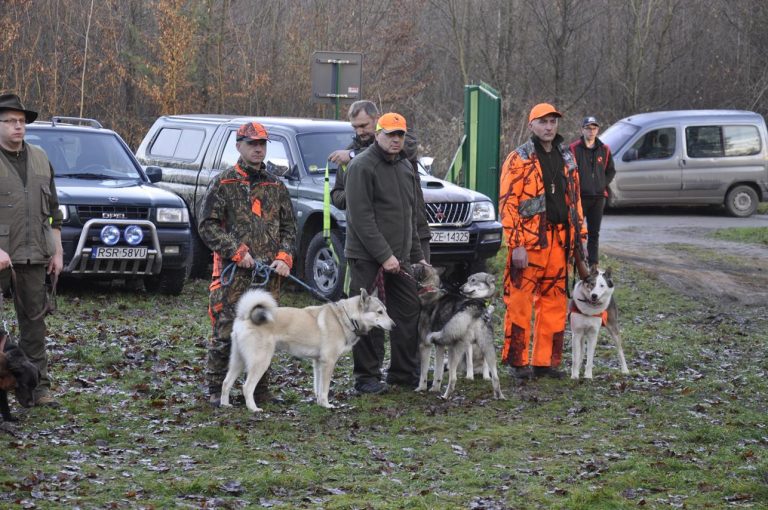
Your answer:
[1,252,766,509]
[712,227,768,246]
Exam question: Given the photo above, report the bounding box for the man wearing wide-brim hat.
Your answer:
[0,93,64,408]
[498,103,586,381]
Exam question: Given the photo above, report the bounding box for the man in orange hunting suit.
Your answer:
[499,103,586,380]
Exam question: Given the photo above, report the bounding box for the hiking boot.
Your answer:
[533,366,565,379]
[510,366,532,380]
[354,380,388,395]
[34,393,61,408]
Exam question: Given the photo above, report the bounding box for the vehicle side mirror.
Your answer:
[622,149,638,162]
[145,166,162,183]
[283,164,300,181]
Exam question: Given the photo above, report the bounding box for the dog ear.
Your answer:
[604,267,612,279]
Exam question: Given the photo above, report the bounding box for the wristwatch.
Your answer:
[349,150,355,159]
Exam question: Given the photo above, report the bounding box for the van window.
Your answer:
[631,128,676,160]
[149,128,205,160]
[686,125,761,158]
[219,130,291,174]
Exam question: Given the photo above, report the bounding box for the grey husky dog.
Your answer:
[413,265,505,400]
[569,267,629,379]
[222,288,394,412]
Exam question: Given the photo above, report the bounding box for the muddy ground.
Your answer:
[599,208,768,310]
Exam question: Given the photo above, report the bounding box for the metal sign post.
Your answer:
[311,51,363,119]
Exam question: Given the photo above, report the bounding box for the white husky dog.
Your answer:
[222,288,394,412]
[569,268,629,379]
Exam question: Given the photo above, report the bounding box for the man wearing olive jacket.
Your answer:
[345,112,428,395]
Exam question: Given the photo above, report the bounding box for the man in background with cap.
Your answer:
[344,112,429,394]
[499,103,586,380]
[569,116,615,270]
[198,121,296,406]
[0,93,64,407]
[328,101,431,262]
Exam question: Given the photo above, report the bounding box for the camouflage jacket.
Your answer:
[198,159,296,277]
[499,136,586,254]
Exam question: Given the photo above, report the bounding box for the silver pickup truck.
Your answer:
[135,114,502,299]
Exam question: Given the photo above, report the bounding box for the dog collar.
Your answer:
[570,299,605,318]
[336,304,367,337]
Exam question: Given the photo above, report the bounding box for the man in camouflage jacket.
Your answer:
[499,103,586,380]
[198,121,296,406]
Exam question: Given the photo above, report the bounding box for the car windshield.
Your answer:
[25,129,143,180]
[600,121,640,153]
[296,130,355,174]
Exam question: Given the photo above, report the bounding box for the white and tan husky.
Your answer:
[222,288,394,412]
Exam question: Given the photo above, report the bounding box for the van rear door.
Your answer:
[681,124,764,202]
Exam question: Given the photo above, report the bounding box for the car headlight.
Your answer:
[157,207,189,224]
[58,204,69,222]
[472,201,495,221]
[100,225,121,246]
[124,225,144,245]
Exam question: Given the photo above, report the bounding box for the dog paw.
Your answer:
[414,385,427,392]
[318,402,336,409]
[428,385,441,393]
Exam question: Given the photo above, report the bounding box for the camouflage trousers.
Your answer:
[206,269,277,395]
[0,264,51,398]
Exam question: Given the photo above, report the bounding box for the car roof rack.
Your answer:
[50,116,103,129]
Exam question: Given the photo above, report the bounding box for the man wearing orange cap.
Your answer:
[198,121,296,406]
[499,103,586,380]
[345,112,429,394]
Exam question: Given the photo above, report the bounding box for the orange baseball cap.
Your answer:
[376,112,407,133]
[528,103,562,122]
[236,121,269,142]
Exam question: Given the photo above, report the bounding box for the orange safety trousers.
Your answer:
[501,225,568,368]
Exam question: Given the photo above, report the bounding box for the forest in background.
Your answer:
[3,0,768,174]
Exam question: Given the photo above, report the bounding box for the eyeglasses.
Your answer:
[0,119,26,126]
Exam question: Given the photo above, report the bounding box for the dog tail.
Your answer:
[236,288,278,326]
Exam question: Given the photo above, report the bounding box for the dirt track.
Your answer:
[599,209,768,309]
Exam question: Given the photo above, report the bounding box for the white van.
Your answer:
[600,110,768,216]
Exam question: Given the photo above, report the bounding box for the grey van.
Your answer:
[600,110,768,216]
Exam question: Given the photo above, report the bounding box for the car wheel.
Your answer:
[724,185,758,217]
[304,230,345,301]
[144,267,187,296]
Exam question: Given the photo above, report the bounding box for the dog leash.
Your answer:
[8,268,58,321]
[0,268,57,324]
[220,261,332,303]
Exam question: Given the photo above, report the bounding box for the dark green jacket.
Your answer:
[344,142,424,264]
[0,143,59,264]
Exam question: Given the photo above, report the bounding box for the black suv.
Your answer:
[135,115,502,298]
[26,117,192,295]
